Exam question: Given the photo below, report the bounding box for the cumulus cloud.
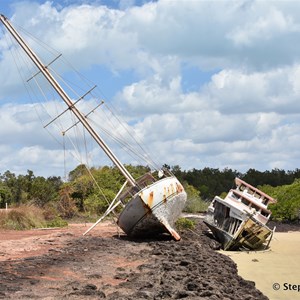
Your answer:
[206,66,300,114]
[1,0,300,176]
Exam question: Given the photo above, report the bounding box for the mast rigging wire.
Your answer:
[1,18,164,176]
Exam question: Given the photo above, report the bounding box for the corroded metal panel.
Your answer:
[138,177,184,209]
[232,217,272,250]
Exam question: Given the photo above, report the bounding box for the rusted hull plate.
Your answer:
[117,177,187,240]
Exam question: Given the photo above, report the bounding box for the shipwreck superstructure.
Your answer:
[0,14,187,240]
[204,178,277,250]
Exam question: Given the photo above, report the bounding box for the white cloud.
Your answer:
[1,0,300,177]
[229,7,295,46]
[0,145,72,177]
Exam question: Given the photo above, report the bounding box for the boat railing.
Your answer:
[136,172,157,188]
[118,172,157,204]
[235,178,276,205]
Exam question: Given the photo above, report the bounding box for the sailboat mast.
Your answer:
[0,14,136,187]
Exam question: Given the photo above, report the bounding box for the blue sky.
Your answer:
[1,0,300,178]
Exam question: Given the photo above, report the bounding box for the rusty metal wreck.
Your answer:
[204,178,277,250]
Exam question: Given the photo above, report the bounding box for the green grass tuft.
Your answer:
[176,217,196,231]
[46,216,68,228]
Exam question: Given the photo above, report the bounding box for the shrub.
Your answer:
[83,189,116,215]
[57,187,78,218]
[183,183,209,213]
[46,216,68,228]
[260,179,300,222]
[176,217,196,231]
[0,205,68,230]
[0,205,46,230]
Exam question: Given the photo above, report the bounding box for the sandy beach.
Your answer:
[221,231,300,300]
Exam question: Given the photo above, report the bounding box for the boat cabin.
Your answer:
[224,178,277,225]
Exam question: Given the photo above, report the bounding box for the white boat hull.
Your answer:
[117,176,187,240]
[0,15,188,241]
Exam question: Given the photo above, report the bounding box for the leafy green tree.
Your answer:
[71,174,94,211]
[84,189,117,215]
[184,167,239,200]
[170,165,184,182]
[0,182,12,208]
[0,171,20,204]
[124,164,151,182]
[67,164,152,214]
[57,183,78,218]
[30,176,61,207]
[68,164,89,182]
[260,179,300,222]
[183,183,208,213]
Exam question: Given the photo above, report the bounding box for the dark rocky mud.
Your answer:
[267,220,300,232]
[0,220,268,299]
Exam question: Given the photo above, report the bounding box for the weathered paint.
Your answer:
[204,177,275,250]
[117,176,187,240]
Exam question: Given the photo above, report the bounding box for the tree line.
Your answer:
[166,165,300,199]
[1,165,300,222]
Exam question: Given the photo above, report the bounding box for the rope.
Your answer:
[63,132,67,181]
[105,102,161,170]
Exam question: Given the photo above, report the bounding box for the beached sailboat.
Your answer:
[204,178,276,250]
[0,14,187,240]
